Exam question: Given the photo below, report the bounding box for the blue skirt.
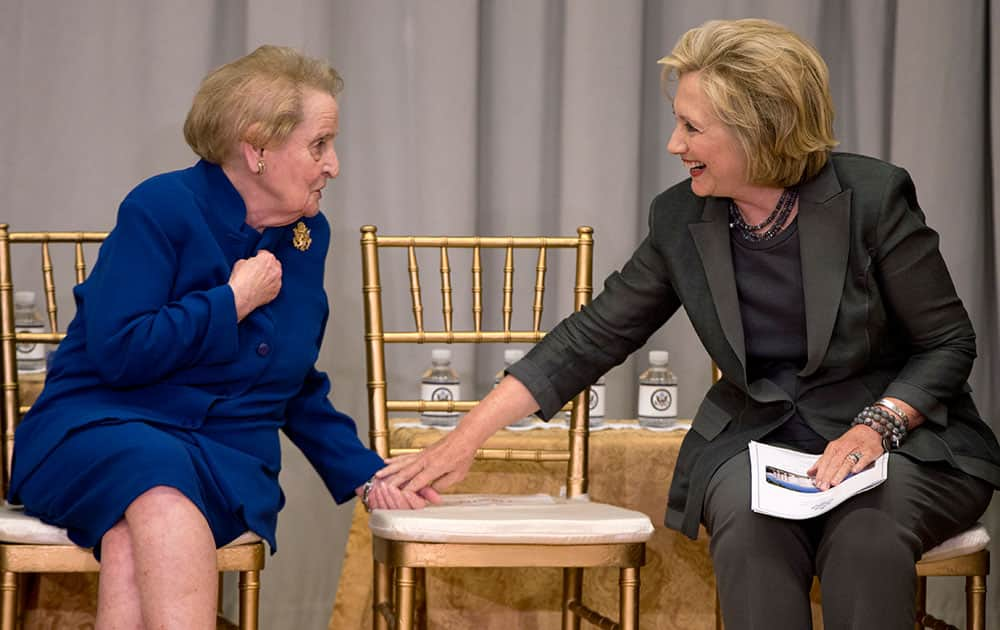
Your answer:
[15,420,273,559]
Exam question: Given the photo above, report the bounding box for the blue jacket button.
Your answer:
[257,342,270,357]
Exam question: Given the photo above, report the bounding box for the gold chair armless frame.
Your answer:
[360,225,649,630]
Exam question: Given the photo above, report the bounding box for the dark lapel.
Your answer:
[796,162,851,377]
[688,196,746,382]
[686,160,851,386]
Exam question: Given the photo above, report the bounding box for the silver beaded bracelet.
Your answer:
[851,404,906,451]
[875,398,911,430]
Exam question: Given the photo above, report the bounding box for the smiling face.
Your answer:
[253,89,340,228]
[666,71,748,199]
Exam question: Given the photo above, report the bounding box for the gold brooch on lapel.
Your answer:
[292,221,312,251]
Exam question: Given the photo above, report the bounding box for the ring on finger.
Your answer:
[846,451,862,465]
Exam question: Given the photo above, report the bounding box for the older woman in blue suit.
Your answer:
[8,46,431,629]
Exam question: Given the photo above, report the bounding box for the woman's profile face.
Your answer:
[256,89,340,227]
[666,71,747,199]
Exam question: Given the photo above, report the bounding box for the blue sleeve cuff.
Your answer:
[200,284,240,364]
[332,450,385,505]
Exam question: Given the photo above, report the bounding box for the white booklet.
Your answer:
[748,441,889,519]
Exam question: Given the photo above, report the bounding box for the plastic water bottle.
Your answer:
[14,291,46,374]
[637,351,678,429]
[497,349,534,428]
[589,374,606,428]
[420,348,461,427]
[564,373,606,428]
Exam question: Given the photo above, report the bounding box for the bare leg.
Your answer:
[96,520,145,630]
[125,486,217,630]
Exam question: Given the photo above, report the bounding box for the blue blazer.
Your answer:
[10,161,383,546]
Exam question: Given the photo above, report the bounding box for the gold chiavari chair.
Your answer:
[360,225,654,630]
[0,225,265,630]
[708,361,990,630]
[913,533,990,630]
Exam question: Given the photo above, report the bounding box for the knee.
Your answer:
[710,505,801,561]
[126,485,194,519]
[101,520,135,565]
[820,508,920,571]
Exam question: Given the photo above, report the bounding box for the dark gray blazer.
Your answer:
[509,152,1000,540]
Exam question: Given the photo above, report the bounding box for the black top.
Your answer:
[731,219,827,453]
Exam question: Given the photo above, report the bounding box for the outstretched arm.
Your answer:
[376,375,540,495]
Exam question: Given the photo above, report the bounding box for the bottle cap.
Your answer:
[431,348,452,362]
[503,349,524,363]
[649,350,669,365]
[14,290,36,306]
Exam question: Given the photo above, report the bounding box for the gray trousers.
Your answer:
[703,451,994,630]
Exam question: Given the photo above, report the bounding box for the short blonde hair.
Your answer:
[658,19,838,187]
[184,45,343,164]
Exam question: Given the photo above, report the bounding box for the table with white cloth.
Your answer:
[330,418,719,630]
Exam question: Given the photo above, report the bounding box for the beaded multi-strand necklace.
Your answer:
[728,188,799,242]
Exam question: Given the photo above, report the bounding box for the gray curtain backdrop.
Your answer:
[2,0,997,627]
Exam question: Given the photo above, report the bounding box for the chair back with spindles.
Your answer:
[360,225,594,497]
[0,225,107,495]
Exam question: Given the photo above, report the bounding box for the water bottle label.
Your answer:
[421,383,460,416]
[15,324,46,364]
[638,384,677,418]
[590,383,606,418]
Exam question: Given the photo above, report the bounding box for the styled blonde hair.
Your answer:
[658,19,838,187]
[183,45,343,164]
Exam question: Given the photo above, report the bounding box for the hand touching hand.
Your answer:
[376,432,477,497]
[375,376,540,496]
[229,250,282,321]
[354,478,441,510]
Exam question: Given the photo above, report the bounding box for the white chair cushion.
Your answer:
[920,523,990,563]
[0,504,74,545]
[226,531,263,546]
[369,494,654,544]
[0,503,261,548]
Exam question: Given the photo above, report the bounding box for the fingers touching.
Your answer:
[807,424,883,491]
[365,478,429,510]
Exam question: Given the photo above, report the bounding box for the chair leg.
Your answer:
[395,567,416,630]
[914,576,926,630]
[561,567,582,630]
[238,569,260,630]
[0,572,16,630]
[619,567,639,630]
[373,560,393,630]
[967,574,986,630]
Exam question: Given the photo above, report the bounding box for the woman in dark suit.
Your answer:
[8,46,431,629]
[379,19,1000,629]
